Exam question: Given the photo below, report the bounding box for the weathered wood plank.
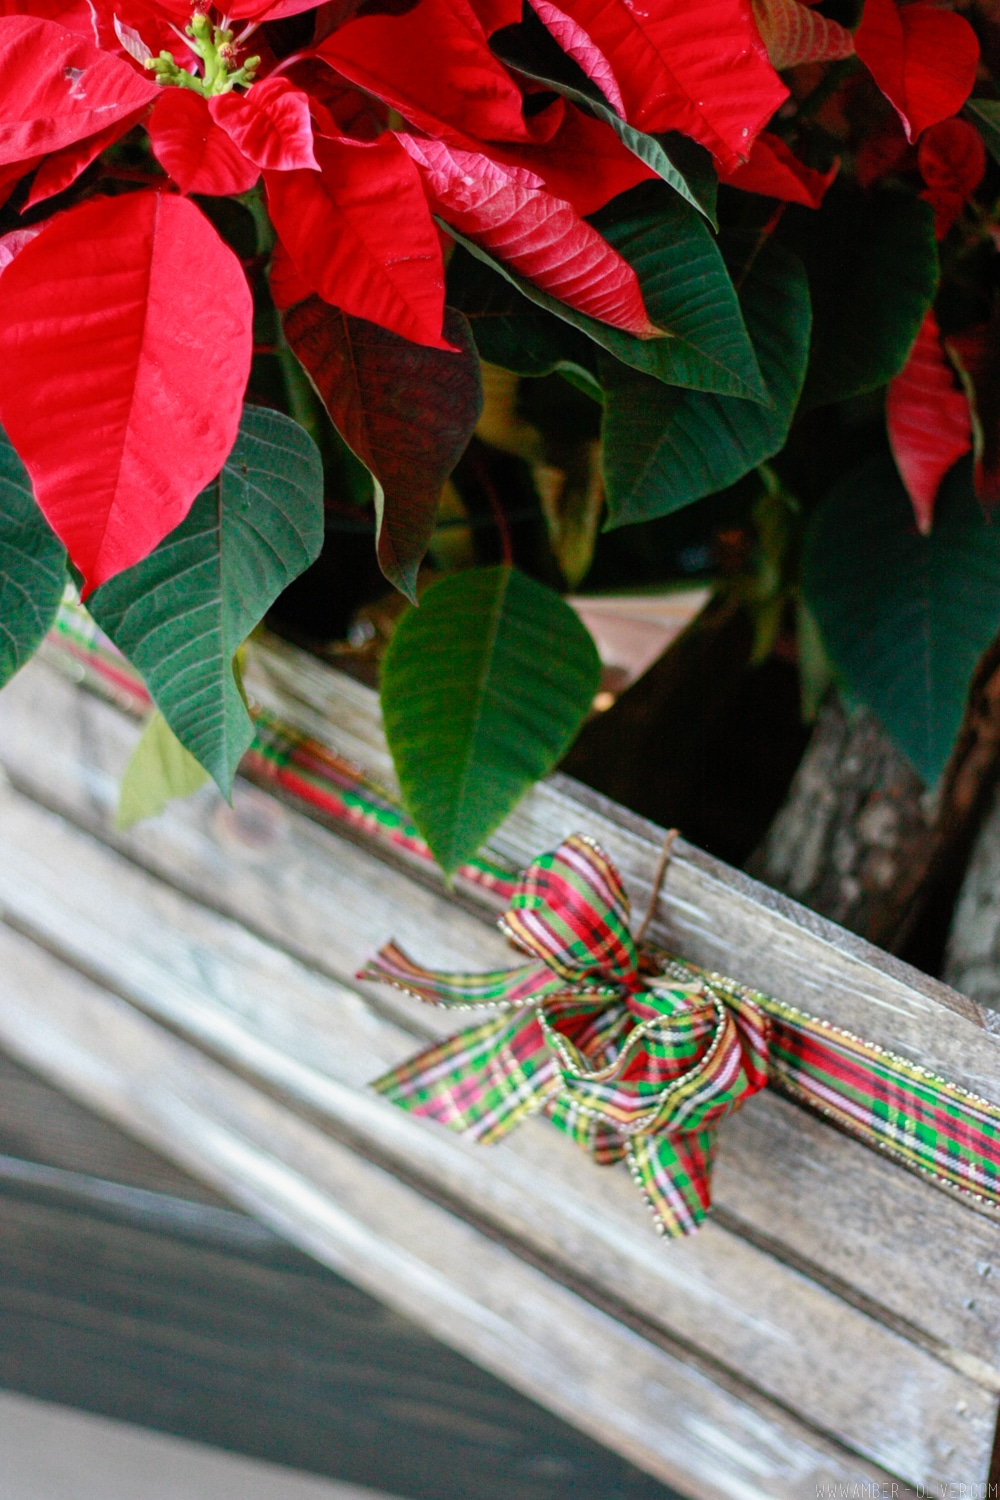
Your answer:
[4,657,1000,1392]
[0,922,910,1499]
[0,1392,409,1500]
[0,1189,674,1500]
[0,777,992,1485]
[0,1050,229,1204]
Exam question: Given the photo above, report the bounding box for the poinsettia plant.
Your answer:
[0,0,996,873]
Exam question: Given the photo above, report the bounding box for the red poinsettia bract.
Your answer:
[854,0,979,144]
[887,310,972,533]
[0,192,252,590]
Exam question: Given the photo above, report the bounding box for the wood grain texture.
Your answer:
[0,1392,411,1500]
[0,722,994,1484]
[28,638,1000,1086]
[6,659,1000,1361]
[0,1050,229,1204]
[0,923,910,1500]
[5,650,1000,1487]
[746,696,935,949]
[946,777,1000,1007]
[0,1191,672,1500]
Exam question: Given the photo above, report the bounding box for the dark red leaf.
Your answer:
[467,0,521,32]
[209,77,318,172]
[316,0,564,146]
[854,106,913,188]
[399,134,658,336]
[854,0,979,144]
[265,133,451,350]
[25,105,149,208]
[886,309,971,532]
[0,192,252,591]
[283,61,386,140]
[531,0,787,168]
[918,117,986,239]
[0,15,157,165]
[750,0,854,71]
[718,131,837,207]
[229,0,331,18]
[284,298,481,598]
[268,237,315,310]
[148,90,260,196]
[0,154,38,209]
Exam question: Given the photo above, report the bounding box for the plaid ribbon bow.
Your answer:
[362,834,771,1236]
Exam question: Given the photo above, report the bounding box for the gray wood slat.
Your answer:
[0,922,907,1499]
[0,1051,228,1204]
[0,1392,406,1500]
[0,1188,671,1500]
[240,635,1000,1091]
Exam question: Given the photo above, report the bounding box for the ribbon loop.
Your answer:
[502,834,640,986]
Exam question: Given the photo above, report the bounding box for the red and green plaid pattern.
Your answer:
[502,836,639,984]
[366,835,772,1236]
[45,605,1000,1235]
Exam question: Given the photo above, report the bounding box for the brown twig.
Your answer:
[635,828,678,944]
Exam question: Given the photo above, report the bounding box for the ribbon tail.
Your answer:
[359,941,568,1009]
[628,1128,717,1238]
[372,1009,558,1144]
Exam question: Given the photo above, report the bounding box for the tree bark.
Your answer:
[944,780,1000,1006]
[751,635,1000,957]
[746,698,936,950]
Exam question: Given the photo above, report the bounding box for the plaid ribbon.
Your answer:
[364,835,1000,1237]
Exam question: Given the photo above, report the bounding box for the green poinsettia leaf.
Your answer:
[781,185,938,410]
[116,709,210,830]
[601,241,811,526]
[803,453,1000,784]
[490,14,717,225]
[381,565,601,875]
[0,426,67,688]
[89,404,324,796]
[444,189,765,402]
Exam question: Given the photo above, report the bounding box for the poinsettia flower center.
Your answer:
[145,8,261,97]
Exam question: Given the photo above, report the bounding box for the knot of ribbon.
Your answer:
[362,833,770,1237]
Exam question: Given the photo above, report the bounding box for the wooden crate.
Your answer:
[1,631,1000,1497]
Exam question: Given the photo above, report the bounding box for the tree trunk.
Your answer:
[944,780,1000,1007]
[750,635,1000,957]
[746,697,936,950]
